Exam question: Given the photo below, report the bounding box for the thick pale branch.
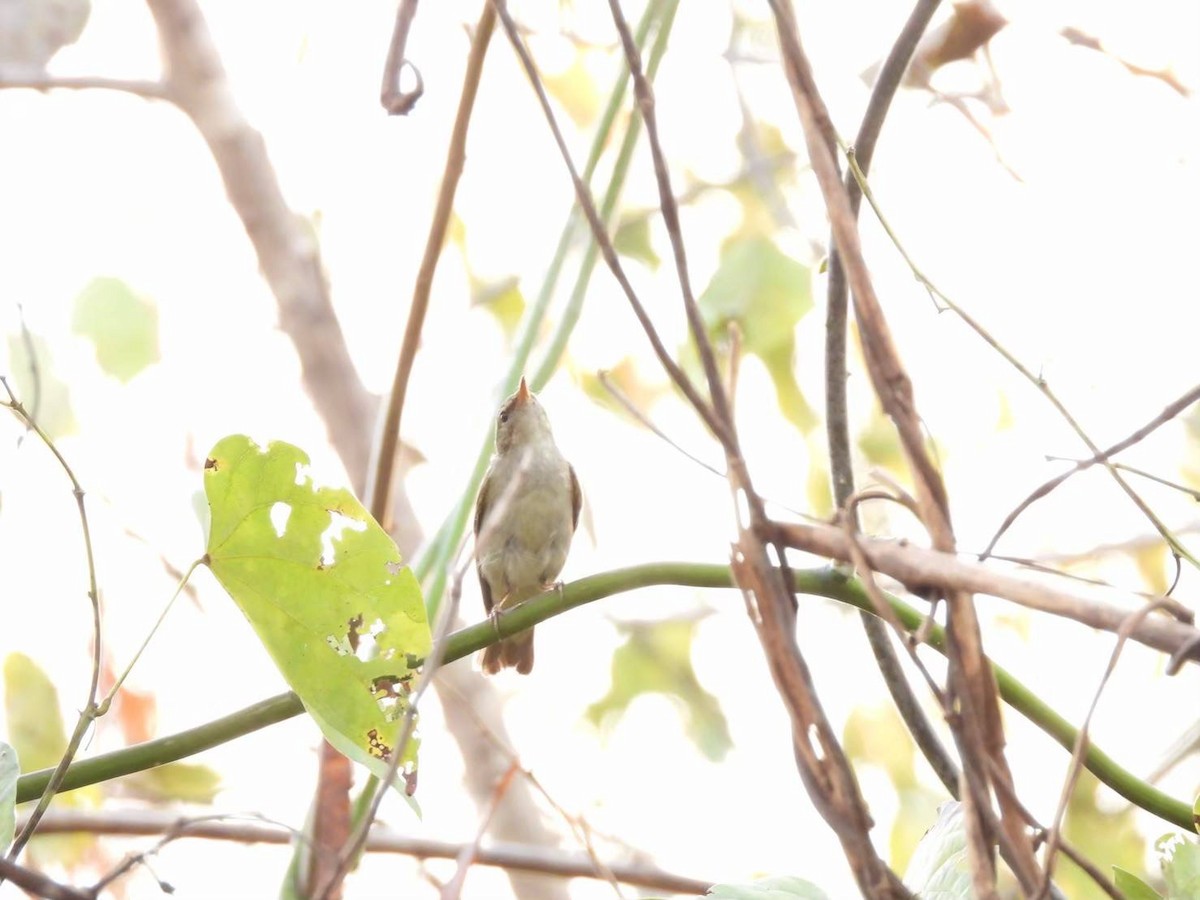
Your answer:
[773,521,1199,659]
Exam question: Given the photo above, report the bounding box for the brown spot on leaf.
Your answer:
[372,674,402,697]
[347,613,364,652]
[366,728,393,761]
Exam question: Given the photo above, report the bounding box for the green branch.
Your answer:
[15,563,1192,831]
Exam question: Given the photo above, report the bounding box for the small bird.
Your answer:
[474,377,580,674]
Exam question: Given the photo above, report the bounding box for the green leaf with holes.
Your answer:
[203,436,430,800]
[1159,833,1200,898]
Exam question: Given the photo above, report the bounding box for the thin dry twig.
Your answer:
[1037,598,1175,897]
[368,0,496,531]
[0,857,88,900]
[1,379,103,867]
[381,0,425,115]
[597,1,906,891]
[435,676,628,896]
[21,808,712,895]
[441,762,521,900]
[488,0,725,441]
[822,0,965,810]
[843,145,1198,574]
[982,384,1200,559]
[765,1,1037,891]
[596,369,726,480]
[1059,26,1191,97]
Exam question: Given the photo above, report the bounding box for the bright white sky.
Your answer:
[1,0,1198,897]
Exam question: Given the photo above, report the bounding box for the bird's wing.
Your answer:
[568,463,582,532]
[474,468,494,614]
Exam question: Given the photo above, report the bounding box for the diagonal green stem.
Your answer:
[15,563,1192,831]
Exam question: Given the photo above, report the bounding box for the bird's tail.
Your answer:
[481,627,535,675]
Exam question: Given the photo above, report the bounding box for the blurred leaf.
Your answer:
[586,618,732,762]
[5,332,75,439]
[903,801,972,897]
[805,443,833,519]
[1159,833,1200,898]
[122,762,220,804]
[995,390,1015,431]
[844,704,915,788]
[72,276,160,382]
[613,215,660,269]
[0,741,16,853]
[114,685,157,745]
[706,875,830,900]
[857,405,906,475]
[1112,868,1161,900]
[471,276,525,339]
[447,211,467,249]
[579,360,671,423]
[3,653,67,772]
[542,48,601,127]
[727,122,798,238]
[1133,543,1170,597]
[699,236,815,432]
[1061,771,1147,898]
[204,436,431,803]
[3,653,98,866]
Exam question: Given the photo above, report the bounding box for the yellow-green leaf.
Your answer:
[122,762,220,804]
[698,236,815,433]
[71,277,160,383]
[586,618,731,762]
[3,653,67,773]
[203,436,431,799]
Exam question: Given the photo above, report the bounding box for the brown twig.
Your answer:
[0,857,89,900]
[368,0,496,530]
[1060,26,1191,97]
[19,808,712,895]
[822,0,965,808]
[307,8,498,896]
[436,676,628,896]
[596,370,726,480]
[981,383,1200,559]
[488,0,724,441]
[765,1,1038,892]
[381,0,425,115]
[602,0,731,441]
[441,762,521,900]
[597,1,908,891]
[1037,599,1175,898]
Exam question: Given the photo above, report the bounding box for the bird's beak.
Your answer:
[515,376,532,407]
